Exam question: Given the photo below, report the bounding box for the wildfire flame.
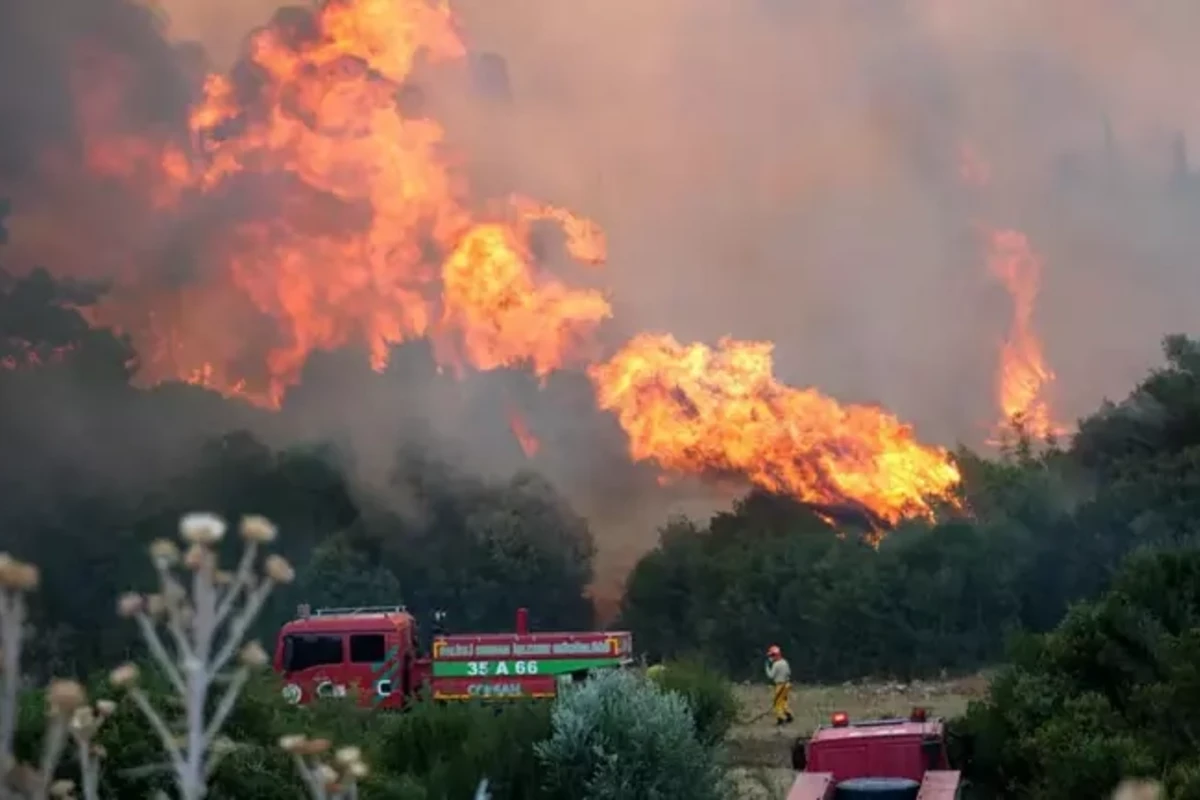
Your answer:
[506,406,540,458]
[956,143,1065,444]
[511,195,608,265]
[986,228,1065,441]
[587,334,963,526]
[61,0,610,406]
[2,0,966,530]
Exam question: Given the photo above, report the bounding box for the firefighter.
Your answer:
[765,645,794,725]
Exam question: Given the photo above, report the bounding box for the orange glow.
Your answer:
[587,334,962,527]
[507,406,540,457]
[985,229,1065,441]
[0,341,76,371]
[58,0,609,406]
[7,0,965,531]
[511,195,608,265]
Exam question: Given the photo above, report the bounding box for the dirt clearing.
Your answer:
[725,673,990,772]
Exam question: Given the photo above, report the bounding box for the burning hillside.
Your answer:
[588,334,962,525]
[52,0,613,407]
[0,0,965,530]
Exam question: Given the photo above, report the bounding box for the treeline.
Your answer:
[954,547,1200,798]
[8,199,1200,703]
[0,270,597,677]
[621,335,1200,683]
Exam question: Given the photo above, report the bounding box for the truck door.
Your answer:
[346,631,400,708]
[280,633,346,704]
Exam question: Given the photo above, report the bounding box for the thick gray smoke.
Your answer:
[6,0,1200,602]
[431,0,1200,437]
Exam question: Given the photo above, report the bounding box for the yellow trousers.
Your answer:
[772,682,793,722]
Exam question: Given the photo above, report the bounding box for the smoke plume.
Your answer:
[4,0,1200,600]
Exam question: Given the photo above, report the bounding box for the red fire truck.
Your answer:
[272,604,633,709]
[787,709,962,799]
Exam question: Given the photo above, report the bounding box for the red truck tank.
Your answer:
[428,607,633,700]
[273,604,633,708]
[787,709,961,800]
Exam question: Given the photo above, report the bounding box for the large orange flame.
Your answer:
[985,228,1065,441]
[62,0,610,406]
[587,334,963,526]
[4,0,964,530]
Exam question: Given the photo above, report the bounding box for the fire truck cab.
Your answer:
[787,710,961,799]
[274,604,425,710]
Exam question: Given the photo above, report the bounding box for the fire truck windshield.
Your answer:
[283,634,343,672]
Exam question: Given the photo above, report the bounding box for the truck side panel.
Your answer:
[917,770,961,799]
[786,773,834,800]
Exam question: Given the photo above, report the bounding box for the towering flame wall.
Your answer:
[1,0,1010,532]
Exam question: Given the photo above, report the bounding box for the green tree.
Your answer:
[957,548,1200,799]
[293,533,403,610]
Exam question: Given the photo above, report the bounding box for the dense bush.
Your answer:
[536,669,729,800]
[374,695,553,800]
[647,660,738,746]
[955,548,1200,799]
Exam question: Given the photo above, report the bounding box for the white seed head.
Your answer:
[0,554,39,592]
[146,594,167,618]
[69,706,97,735]
[49,778,76,798]
[148,539,180,567]
[334,746,362,767]
[278,734,307,754]
[180,512,226,545]
[46,679,87,716]
[183,543,214,572]
[109,663,140,689]
[117,593,144,618]
[1112,780,1163,800]
[239,641,269,668]
[316,763,338,787]
[95,699,117,717]
[240,515,278,543]
[264,554,295,584]
[347,761,369,779]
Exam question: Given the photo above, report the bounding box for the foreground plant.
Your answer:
[109,513,294,800]
[0,556,115,800]
[1112,780,1162,800]
[279,736,368,800]
[536,669,728,800]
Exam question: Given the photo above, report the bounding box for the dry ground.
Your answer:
[725,673,991,798]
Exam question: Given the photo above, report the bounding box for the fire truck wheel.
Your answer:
[790,738,808,771]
